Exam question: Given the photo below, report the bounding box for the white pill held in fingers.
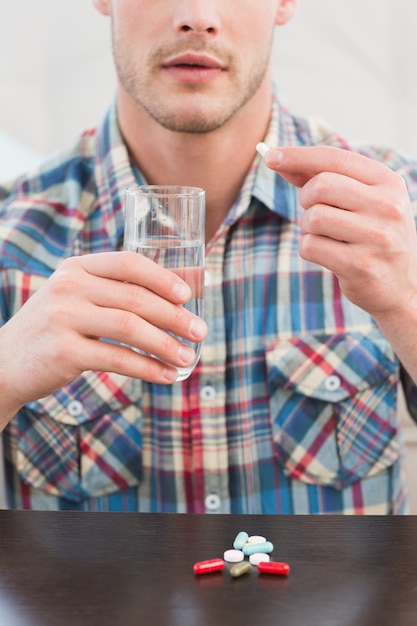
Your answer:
[256,142,270,158]
[224,549,244,563]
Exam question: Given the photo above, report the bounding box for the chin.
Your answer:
[151,106,234,134]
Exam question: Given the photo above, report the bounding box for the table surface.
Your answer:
[0,511,416,626]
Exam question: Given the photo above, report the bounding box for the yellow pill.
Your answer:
[230,561,252,578]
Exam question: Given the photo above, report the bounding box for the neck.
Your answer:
[117,80,273,242]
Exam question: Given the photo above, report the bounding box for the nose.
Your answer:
[173,1,221,35]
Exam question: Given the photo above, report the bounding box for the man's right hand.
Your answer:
[0,251,208,428]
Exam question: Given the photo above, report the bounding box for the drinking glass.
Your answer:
[124,185,205,381]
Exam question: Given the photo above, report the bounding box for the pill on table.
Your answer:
[233,531,249,550]
[242,541,274,556]
[224,549,244,563]
[230,561,252,578]
[193,558,225,575]
[258,561,290,576]
[247,535,266,544]
[249,553,270,566]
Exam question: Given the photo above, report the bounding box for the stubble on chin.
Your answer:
[113,39,270,134]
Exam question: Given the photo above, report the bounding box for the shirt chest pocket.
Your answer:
[16,371,143,503]
[266,331,400,490]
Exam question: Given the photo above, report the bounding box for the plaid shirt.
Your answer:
[2,91,417,514]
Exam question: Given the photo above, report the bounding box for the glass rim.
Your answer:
[125,185,205,198]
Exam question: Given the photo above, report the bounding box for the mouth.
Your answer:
[162,53,225,83]
[163,53,225,70]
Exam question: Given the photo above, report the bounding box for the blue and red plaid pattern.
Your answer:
[1,90,417,514]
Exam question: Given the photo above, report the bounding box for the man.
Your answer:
[0,0,417,513]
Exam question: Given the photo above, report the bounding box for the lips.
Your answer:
[163,53,225,71]
[161,52,225,84]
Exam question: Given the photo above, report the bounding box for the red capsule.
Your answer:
[193,558,225,575]
[258,561,290,576]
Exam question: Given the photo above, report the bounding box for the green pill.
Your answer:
[242,541,274,556]
[233,531,249,550]
[230,561,252,578]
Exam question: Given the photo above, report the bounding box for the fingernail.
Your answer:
[172,282,190,301]
[178,345,195,364]
[265,149,283,167]
[189,317,207,339]
[162,367,178,383]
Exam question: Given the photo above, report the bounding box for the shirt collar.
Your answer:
[251,91,302,223]
[94,100,137,249]
[93,88,304,249]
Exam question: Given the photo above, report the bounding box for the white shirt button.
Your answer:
[200,385,216,401]
[205,493,221,512]
[67,400,84,417]
[324,375,342,392]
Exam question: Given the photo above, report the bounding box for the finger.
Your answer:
[300,204,373,244]
[69,275,206,342]
[298,233,402,315]
[299,233,353,276]
[74,337,180,384]
[68,300,202,366]
[71,251,192,303]
[265,145,392,187]
[298,171,380,214]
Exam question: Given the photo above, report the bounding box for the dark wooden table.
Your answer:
[0,511,416,625]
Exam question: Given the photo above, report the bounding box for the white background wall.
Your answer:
[1,0,417,511]
[1,0,417,165]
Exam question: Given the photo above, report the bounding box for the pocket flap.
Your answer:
[16,371,144,502]
[267,331,396,403]
[25,371,143,425]
[266,330,399,489]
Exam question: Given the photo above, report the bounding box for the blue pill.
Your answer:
[233,531,249,550]
[242,541,274,556]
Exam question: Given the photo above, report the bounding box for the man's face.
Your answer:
[108,0,284,134]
